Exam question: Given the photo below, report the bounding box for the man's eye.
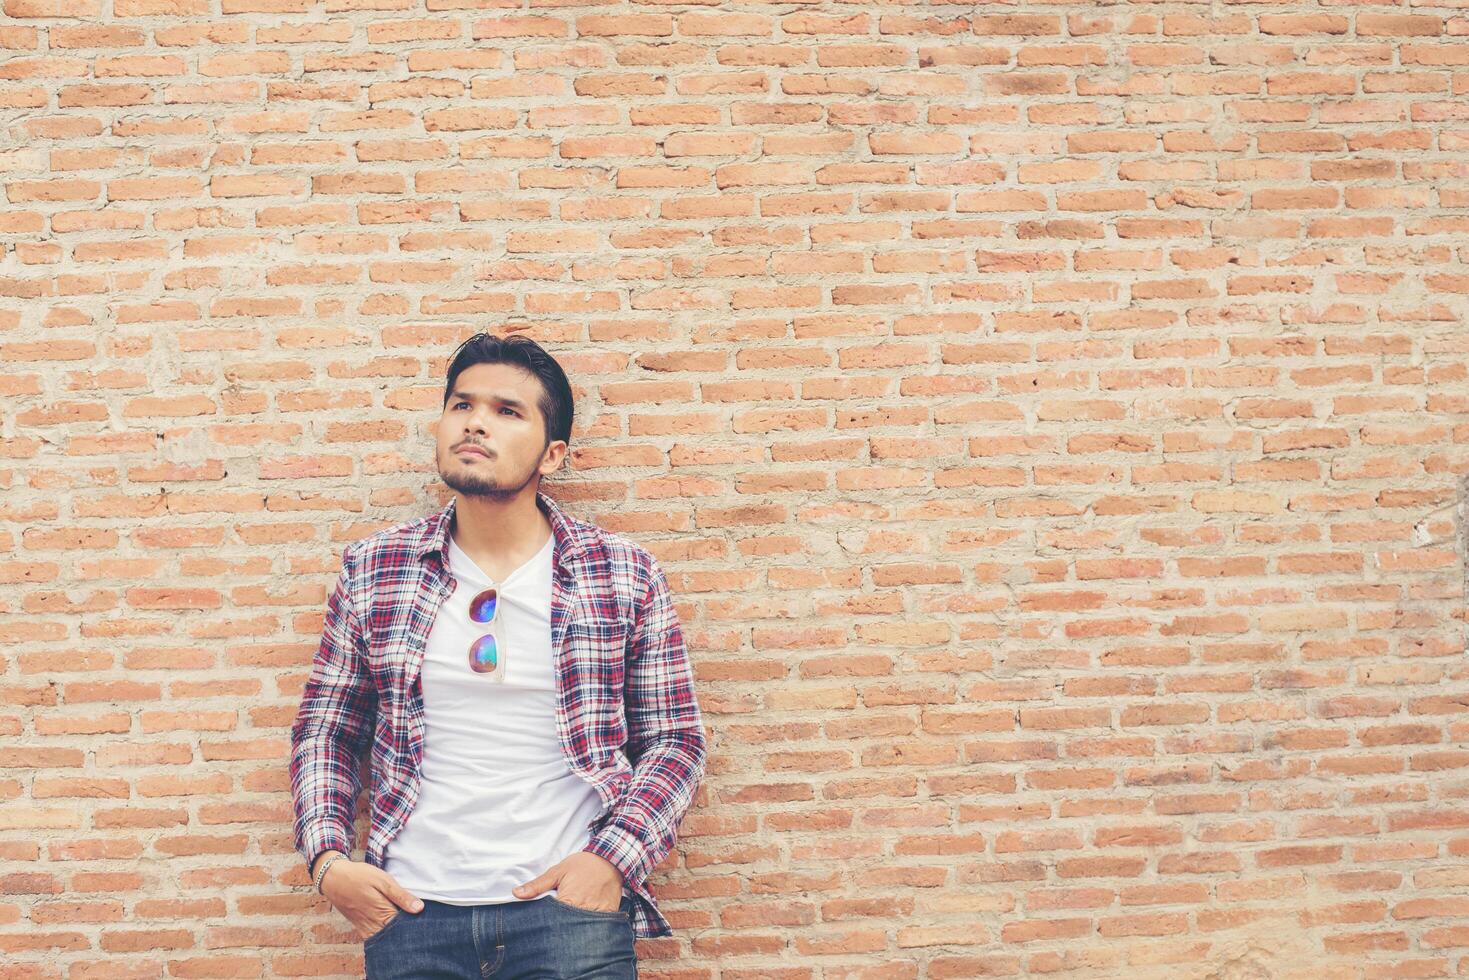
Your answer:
[501,407,517,416]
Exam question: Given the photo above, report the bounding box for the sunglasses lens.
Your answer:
[469,588,498,623]
[469,633,498,672]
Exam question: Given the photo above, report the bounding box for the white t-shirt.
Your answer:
[383,530,628,903]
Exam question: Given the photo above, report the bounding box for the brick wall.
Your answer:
[4,3,1469,978]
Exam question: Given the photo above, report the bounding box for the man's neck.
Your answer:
[449,491,553,579]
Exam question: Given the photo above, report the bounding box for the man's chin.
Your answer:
[438,471,499,497]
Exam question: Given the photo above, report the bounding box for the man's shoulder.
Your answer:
[585,525,664,601]
[593,526,656,569]
[338,504,657,572]
[341,508,442,565]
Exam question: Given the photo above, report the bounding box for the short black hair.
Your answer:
[442,333,574,452]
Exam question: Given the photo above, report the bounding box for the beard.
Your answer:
[437,447,539,502]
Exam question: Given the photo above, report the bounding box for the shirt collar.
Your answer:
[412,490,597,577]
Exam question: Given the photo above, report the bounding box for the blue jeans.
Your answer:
[363,894,638,979]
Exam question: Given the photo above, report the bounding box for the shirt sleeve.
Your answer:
[581,556,707,890]
[289,542,377,874]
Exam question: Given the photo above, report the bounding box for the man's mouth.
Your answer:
[456,445,490,457]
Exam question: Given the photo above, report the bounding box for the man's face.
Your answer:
[435,362,563,501]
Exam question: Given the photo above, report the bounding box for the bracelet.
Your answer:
[314,853,347,894]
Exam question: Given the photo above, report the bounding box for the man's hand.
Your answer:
[513,852,624,913]
[320,857,426,942]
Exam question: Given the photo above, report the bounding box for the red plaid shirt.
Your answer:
[290,490,707,939]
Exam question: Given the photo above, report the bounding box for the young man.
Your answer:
[290,333,707,979]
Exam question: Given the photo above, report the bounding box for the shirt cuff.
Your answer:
[300,822,354,876]
[581,820,653,891]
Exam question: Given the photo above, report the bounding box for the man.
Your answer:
[290,333,707,979]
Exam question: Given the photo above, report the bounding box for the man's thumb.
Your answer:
[374,869,425,913]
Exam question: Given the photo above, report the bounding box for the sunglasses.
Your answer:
[467,585,504,678]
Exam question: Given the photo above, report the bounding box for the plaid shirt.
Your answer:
[289,490,707,940]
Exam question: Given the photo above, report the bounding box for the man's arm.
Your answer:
[289,543,377,875]
[581,556,707,890]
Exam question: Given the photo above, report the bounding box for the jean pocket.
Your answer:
[546,894,628,918]
[363,907,407,946]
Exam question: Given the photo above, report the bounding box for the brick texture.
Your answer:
[4,3,1469,978]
